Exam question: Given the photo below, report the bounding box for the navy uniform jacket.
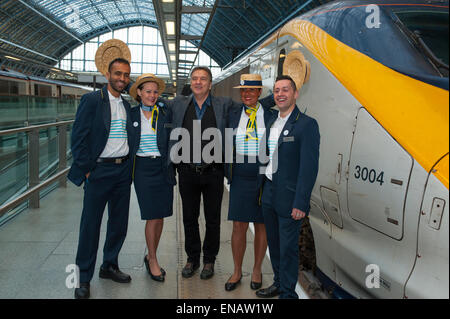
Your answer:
[68,86,134,186]
[225,95,277,184]
[130,102,176,185]
[263,106,320,216]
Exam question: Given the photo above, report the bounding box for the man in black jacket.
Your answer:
[168,66,232,280]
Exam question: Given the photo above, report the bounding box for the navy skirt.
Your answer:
[133,156,173,220]
[228,161,264,223]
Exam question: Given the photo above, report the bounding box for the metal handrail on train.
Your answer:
[0,120,74,217]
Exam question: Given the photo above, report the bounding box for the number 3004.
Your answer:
[354,165,385,186]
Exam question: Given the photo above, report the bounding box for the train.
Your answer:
[213,0,449,299]
[0,68,94,129]
[0,68,92,99]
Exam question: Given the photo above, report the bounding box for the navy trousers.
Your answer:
[262,179,302,299]
[75,160,132,284]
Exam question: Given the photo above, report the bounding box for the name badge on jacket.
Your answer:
[283,136,295,142]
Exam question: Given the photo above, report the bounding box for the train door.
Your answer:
[347,107,412,240]
[337,107,414,297]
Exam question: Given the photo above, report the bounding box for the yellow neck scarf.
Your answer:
[244,102,260,141]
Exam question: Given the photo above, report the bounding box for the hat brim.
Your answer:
[129,76,166,101]
[233,85,263,89]
[282,50,310,90]
[95,39,131,76]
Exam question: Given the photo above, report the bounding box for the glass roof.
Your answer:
[0,0,330,76]
[29,0,157,37]
[181,0,215,43]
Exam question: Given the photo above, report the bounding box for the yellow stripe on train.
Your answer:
[278,19,449,189]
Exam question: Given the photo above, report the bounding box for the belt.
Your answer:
[97,155,129,164]
[136,155,160,159]
[179,163,222,175]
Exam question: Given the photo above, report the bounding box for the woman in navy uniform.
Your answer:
[129,74,175,282]
[225,74,277,291]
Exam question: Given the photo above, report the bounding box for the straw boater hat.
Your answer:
[129,73,166,101]
[282,50,311,90]
[95,39,131,76]
[234,74,264,89]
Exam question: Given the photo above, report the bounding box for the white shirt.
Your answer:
[235,104,266,157]
[136,107,161,157]
[265,110,292,180]
[99,91,129,158]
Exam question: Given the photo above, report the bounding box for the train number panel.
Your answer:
[347,108,413,240]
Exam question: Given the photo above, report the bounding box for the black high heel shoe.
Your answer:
[250,274,262,290]
[144,256,165,282]
[225,275,242,291]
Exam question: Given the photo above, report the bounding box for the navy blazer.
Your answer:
[225,94,277,184]
[130,102,176,185]
[263,106,320,216]
[68,86,133,186]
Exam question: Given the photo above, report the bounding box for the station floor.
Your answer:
[0,180,309,299]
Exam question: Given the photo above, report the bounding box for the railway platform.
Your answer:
[0,180,315,299]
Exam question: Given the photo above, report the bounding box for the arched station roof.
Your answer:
[0,0,330,76]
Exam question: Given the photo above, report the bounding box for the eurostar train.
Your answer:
[213,0,449,299]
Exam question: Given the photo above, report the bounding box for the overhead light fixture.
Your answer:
[51,68,60,72]
[4,55,21,61]
[162,0,174,2]
[168,43,176,52]
[170,55,176,61]
[166,21,175,35]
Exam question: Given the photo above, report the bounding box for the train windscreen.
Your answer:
[393,9,449,77]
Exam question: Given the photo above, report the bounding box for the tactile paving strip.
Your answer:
[176,184,274,299]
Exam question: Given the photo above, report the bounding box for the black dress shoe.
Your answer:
[200,263,215,280]
[99,265,131,283]
[181,262,199,278]
[256,284,280,298]
[250,274,263,290]
[74,282,90,299]
[225,276,242,291]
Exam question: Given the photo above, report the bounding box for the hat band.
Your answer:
[241,80,262,87]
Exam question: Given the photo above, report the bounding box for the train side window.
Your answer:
[278,49,286,77]
[10,82,19,95]
[34,84,52,97]
[0,79,19,95]
[0,80,8,94]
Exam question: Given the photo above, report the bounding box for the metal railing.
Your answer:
[0,120,73,217]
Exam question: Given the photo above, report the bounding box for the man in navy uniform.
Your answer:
[256,75,320,299]
[68,57,134,299]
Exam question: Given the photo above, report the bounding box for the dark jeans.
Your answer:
[178,165,224,265]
